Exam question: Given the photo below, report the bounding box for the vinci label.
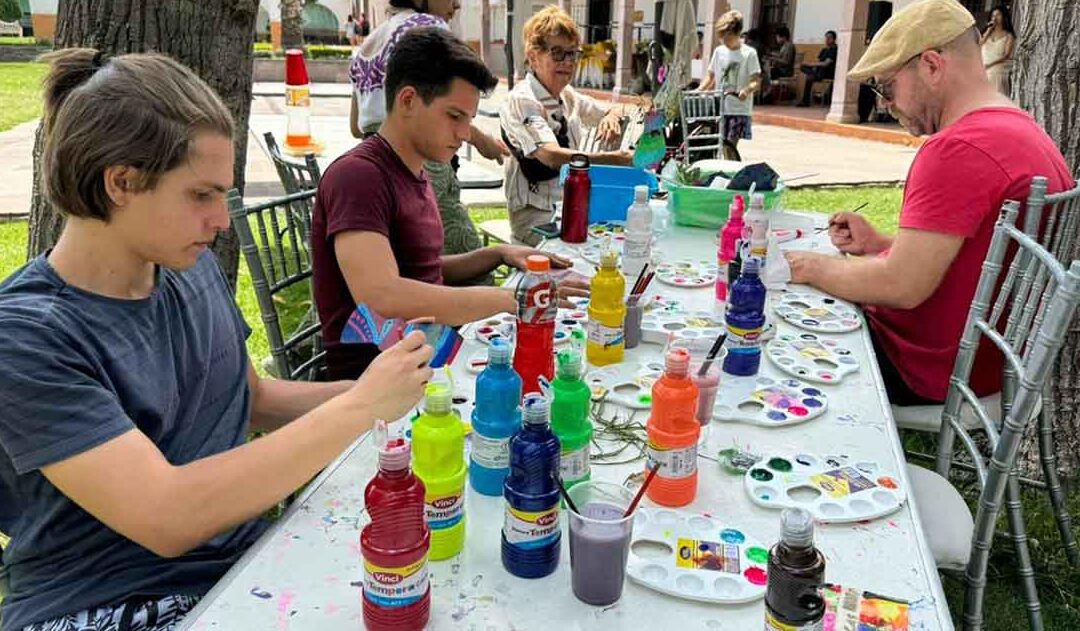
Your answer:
[425,492,465,531]
[363,556,430,609]
[648,441,698,480]
[503,505,560,549]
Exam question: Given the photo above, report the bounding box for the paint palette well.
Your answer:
[713,376,828,427]
[743,453,906,523]
[473,309,588,347]
[654,259,719,288]
[640,309,725,346]
[766,332,860,384]
[774,292,862,333]
[587,362,663,409]
[627,508,768,605]
[588,220,627,241]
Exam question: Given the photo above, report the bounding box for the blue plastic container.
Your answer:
[502,393,562,579]
[559,164,659,224]
[470,339,522,496]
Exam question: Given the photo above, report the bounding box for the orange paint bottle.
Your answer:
[645,348,701,507]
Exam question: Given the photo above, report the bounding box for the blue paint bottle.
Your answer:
[502,392,562,578]
[723,257,767,376]
[470,338,522,496]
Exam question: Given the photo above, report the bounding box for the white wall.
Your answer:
[792,0,842,43]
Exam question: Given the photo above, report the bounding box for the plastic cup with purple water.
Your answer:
[567,481,637,606]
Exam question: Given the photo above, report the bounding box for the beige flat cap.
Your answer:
[848,0,975,81]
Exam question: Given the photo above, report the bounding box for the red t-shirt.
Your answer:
[312,135,444,377]
[867,107,1072,401]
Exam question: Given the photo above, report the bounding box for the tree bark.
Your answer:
[1012,0,1080,478]
[26,0,259,290]
[280,0,304,49]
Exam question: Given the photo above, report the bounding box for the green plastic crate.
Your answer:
[664,179,787,230]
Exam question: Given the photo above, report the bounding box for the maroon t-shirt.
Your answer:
[311,135,444,378]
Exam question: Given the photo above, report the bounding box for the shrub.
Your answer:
[306,44,353,60]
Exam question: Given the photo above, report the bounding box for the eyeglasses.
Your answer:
[545,47,584,63]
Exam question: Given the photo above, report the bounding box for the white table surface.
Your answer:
[178,218,953,631]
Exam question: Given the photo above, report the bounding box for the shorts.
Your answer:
[23,594,200,631]
[723,115,753,142]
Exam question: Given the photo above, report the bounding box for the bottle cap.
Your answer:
[730,194,745,219]
[780,507,815,549]
[665,348,691,377]
[600,250,618,268]
[284,49,310,86]
[751,193,765,208]
[526,255,551,272]
[488,337,511,365]
[569,154,590,169]
[742,257,760,277]
[374,420,411,471]
[423,382,453,415]
[634,185,649,203]
[522,392,551,425]
[556,348,584,379]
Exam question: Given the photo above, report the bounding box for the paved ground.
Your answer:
[0,82,918,218]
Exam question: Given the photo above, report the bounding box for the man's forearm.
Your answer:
[801,255,916,309]
[442,245,506,284]
[250,378,352,432]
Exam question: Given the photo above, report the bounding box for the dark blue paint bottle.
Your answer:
[723,257,767,376]
[502,392,562,579]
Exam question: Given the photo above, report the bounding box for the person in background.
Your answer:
[314,28,588,379]
[345,14,359,47]
[0,48,432,631]
[500,6,634,246]
[358,12,370,42]
[980,4,1015,95]
[348,0,508,270]
[697,10,761,160]
[785,0,1072,406]
[766,25,796,80]
[797,29,838,106]
[693,31,704,60]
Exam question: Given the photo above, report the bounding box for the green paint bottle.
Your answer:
[551,332,592,488]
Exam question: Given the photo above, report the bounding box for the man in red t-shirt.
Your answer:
[785,0,1072,405]
[313,28,587,379]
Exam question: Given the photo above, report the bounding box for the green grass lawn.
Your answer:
[2,187,1078,628]
[0,37,39,46]
[0,62,47,132]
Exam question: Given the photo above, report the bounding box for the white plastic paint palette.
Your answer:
[473,310,588,347]
[640,309,725,345]
[654,259,719,288]
[627,508,769,605]
[713,376,828,427]
[587,362,663,409]
[775,292,862,333]
[581,239,623,265]
[766,332,860,384]
[587,220,627,241]
[743,453,906,523]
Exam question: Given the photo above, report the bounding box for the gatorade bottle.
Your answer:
[722,258,767,376]
[412,383,467,560]
[514,255,557,394]
[765,507,827,630]
[645,349,701,507]
[502,393,562,578]
[622,185,653,280]
[744,192,769,260]
[470,338,523,496]
[586,250,626,366]
[551,339,592,489]
[716,195,745,303]
[361,423,431,631]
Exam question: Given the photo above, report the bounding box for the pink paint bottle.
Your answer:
[716,195,746,304]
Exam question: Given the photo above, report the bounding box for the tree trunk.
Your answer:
[26,0,259,290]
[281,0,304,49]
[1012,0,1080,478]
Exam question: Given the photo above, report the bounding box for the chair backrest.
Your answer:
[228,189,326,381]
[264,132,322,194]
[679,90,727,162]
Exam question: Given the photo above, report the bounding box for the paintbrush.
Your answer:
[818,202,870,232]
[636,271,656,297]
[698,331,728,376]
[557,476,580,514]
[623,461,662,517]
[629,262,649,299]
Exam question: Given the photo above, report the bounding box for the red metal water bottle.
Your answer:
[513,255,557,394]
[561,154,591,243]
[361,424,431,631]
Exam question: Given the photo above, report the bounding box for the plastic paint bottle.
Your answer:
[514,255,557,394]
[745,192,769,260]
[502,393,562,578]
[645,348,701,507]
[765,507,826,630]
[622,185,653,281]
[587,250,627,366]
[717,194,746,303]
[361,425,431,631]
[411,383,467,560]
[551,341,592,489]
[470,338,522,496]
[722,257,767,376]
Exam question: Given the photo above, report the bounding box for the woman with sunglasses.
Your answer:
[499,6,635,246]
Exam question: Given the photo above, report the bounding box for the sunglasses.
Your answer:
[546,47,584,63]
[868,50,939,103]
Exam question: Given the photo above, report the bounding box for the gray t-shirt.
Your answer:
[0,252,267,630]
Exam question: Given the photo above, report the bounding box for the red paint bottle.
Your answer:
[361,423,431,631]
[561,154,591,243]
